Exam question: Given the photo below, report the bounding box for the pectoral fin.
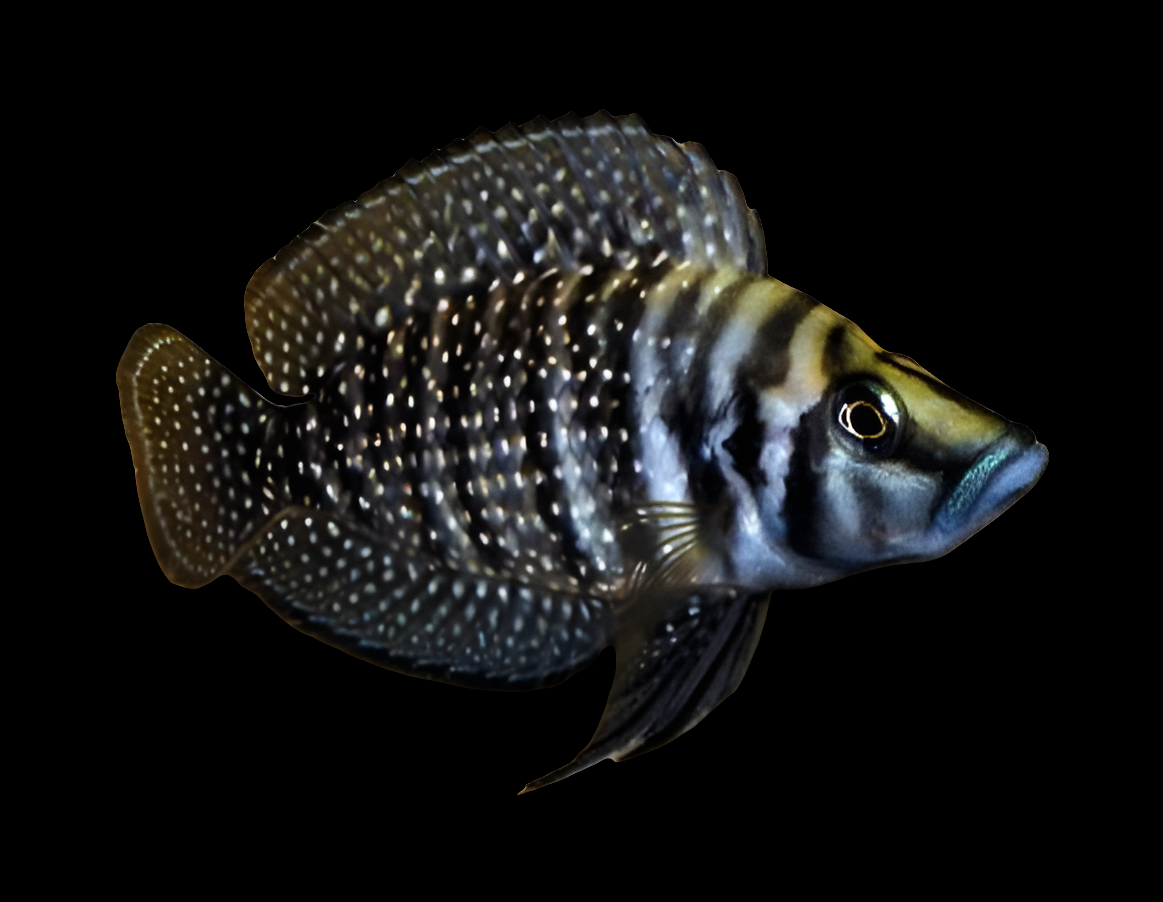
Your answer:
[520,587,769,793]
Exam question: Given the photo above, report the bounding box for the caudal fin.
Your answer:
[117,324,282,587]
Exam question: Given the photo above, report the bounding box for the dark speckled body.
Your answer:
[118,112,1046,792]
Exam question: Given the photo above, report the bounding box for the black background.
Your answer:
[98,89,1068,828]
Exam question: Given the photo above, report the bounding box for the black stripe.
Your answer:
[875,352,968,404]
[564,264,654,522]
[305,338,387,532]
[517,274,591,581]
[737,290,818,389]
[660,270,720,348]
[439,298,501,568]
[783,401,825,558]
[823,323,850,379]
[397,314,450,558]
[657,273,753,507]
[722,384,767,491]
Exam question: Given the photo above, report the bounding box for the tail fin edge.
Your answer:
[117,324,276,588]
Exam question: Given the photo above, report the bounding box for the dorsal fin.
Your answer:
[243,111,768,396]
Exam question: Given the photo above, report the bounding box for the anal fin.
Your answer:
[230,508,615,691]
[519,587,769,793]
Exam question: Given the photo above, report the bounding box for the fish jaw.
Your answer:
[926,426,1049,555]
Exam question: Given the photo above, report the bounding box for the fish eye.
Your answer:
[839,400,886,439]
[833,381,900,455]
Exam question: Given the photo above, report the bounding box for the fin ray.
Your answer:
[117,324,294,587]
[621,501,710,597]
[242,111,768,397]
[521,588,769,792]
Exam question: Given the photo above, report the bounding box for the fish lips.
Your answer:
[930,424,1049,546]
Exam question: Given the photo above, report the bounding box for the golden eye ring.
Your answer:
[838,400,887,440]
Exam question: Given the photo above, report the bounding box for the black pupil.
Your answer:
[850,403,883,437]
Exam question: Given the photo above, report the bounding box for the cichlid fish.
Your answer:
[117,111,1048,793]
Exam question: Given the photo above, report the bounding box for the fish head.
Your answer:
[736,304,1048,586]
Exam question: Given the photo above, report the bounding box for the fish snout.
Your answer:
[933,423,1049,542]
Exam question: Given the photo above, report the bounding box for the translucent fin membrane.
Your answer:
[243,111,768,397]
[521,589,769,792]
[117,325,278,587]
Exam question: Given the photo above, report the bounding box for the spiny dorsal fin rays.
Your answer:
[243,111,768,398]
[231,508,616,690]
[519,588,770,794]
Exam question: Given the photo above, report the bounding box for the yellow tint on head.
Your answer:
[824,308,1008,453]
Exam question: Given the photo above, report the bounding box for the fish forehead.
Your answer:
[815,312,1007,451]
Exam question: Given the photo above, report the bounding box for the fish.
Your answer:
[116,111,1048,793]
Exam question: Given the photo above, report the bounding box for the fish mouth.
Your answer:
[931,425,1049,544]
